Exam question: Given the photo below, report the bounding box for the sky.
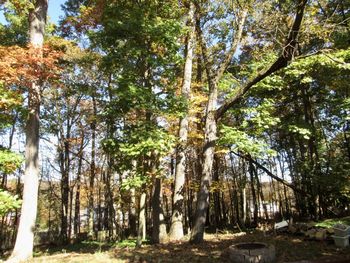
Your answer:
[0,0,66,25]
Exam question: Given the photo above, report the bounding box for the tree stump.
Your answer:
[228,242,275,263]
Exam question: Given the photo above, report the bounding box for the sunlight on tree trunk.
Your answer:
[169,1,195,242]
[7,1,47,262]
[137,191,147,247]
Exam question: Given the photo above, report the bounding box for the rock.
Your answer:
[315,229,327,241]
[326,228,335,235]
[228,242,276,263]
[289,225,298,234]
[306,229,316,239]
[97,230,108,242]
[298,223,309,232]
[307,222,316,229]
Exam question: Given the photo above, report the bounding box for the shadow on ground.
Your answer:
[12,231,350,263]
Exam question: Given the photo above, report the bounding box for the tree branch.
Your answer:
[232,151,308,196]
[194,2,248,85]
[216,0,308,120]
[213,8,248,83]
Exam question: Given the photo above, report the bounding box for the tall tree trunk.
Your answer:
[190,79,218,243]
[213,155,222,231]
[60,133,70,243]
[190,5,248,243]
[128,160,138,237]
[169,2,195,241]
[68,187,73,240]
[8,1,47,261]
[137,190,147,247]
[74,163,81,236]
[74,132,84,236]
[249,160,258,226]
[88,94,97,237]
[129,187,137,236]
[105,166,115,238]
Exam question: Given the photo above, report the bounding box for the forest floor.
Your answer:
[15,230,350,263]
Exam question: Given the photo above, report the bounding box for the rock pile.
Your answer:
[276,221,334,241]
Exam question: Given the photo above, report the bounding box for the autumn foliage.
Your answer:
[0,44,62,90]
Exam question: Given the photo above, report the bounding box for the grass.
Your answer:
[315,216,350,228]
[114,238,137,249]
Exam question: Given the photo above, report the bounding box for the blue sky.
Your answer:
[48,0,66,24]
[0,0,66,25]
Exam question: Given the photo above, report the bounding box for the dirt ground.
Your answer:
[12,231,348,263]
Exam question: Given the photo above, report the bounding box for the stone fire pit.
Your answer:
[228,242,275,263]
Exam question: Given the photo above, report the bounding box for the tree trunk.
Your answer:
[129,187,137,237]
[88,93,97,237]
[213,155,222,231]
[137,190,147,247]
[68,187,73,240]
[190,80,217,243]
[249,160,258,226]
[152,178,167,243]
[8,1,47,261]
[190,5,248,243]
[60,140,70,243]
[169,2,195,241]
[74,133,84,236]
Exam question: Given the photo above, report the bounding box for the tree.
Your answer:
[7,0,48,261]
[169,1,195,241]
[190,0,308,243]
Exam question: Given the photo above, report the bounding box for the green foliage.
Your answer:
[0,1,30,45]
[219,125,276,158]
[120,124,175,158]
[316,217,350,229]
[0,147,23,174]
[115,238,137,248]
[121,175,149,191]
[0,189,21,216]
[0,83,23,129]
[287,125,312,140]
[241,98,280,132]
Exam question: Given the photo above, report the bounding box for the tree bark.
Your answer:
[88,93,97,237]
[137,190,147,247]
[249,160,258,226]
[190,4,248,243]
[129,187,137,236]
[151,177,167,243]
[59,121,70,243]
[8,1,47,261]
[74,148,83,236]
[169,1,195,241]
[190,80,217,243]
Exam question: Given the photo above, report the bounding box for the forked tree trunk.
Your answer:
[169,2,195,241]
[190,6,248,243]
[191,0,307,243]
[8,1,47,261]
